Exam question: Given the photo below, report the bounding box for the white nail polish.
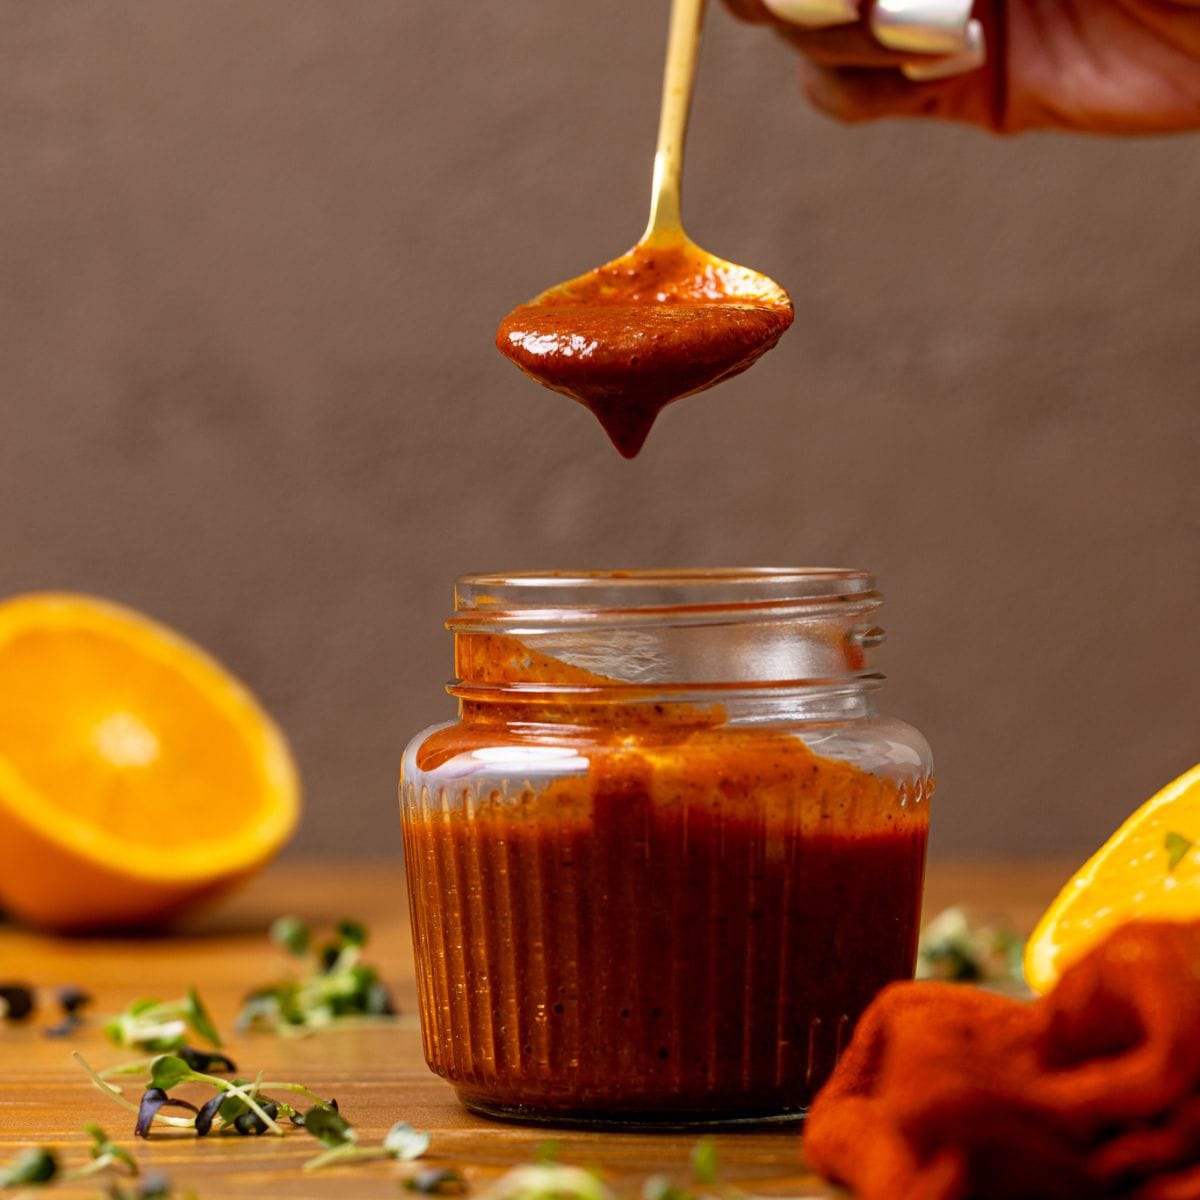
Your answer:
[761,0,860,29]
[871,0,973,53]
[900,18,985,81]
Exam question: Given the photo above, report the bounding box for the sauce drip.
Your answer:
[496,242,793,458]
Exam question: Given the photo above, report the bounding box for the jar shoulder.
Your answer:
[401,710,932,789]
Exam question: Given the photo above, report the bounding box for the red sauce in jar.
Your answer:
[496,243,793,458]
[403,636,929,1124]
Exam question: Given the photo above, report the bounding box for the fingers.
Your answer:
[720,0,776,23]
[759,0,860,28]
[764,0,982,66]
[768,23,941,69]
[726,0,996,126]
[799,59,1000,128]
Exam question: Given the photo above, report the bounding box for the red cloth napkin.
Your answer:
[804,921,1200,1200]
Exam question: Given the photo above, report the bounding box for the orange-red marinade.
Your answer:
[402,635,929,1123]
[496,243,793,458]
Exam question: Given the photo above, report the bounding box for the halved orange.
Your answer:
[1024,761,1200,993]
[0,593,299,932]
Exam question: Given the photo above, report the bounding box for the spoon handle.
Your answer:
[644,0,707,243]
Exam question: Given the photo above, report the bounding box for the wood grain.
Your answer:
[0,861,1073,1198]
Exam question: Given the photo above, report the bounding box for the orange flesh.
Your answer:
[0,625,267,848]
[496,243,793,458]
[0,593,299,931]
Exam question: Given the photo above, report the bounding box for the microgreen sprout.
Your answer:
[0,1125,141,1191]
[44,985,93,1038]
[105,1172,194,1200]
[60,1123,139,1181]
[641,1141,723,1200]
[135,1090,201,1138]
[917,906,1024,986]
[270,915,310,956]
[74,1051,334,1141]
[690,1142,718,1187]
[0,1146,57,1188]
[642,1177,693,1200]
[237,916,397,1036]
[300,1107,429,1172]
[475,1164,614,1200]
[104,987,222,1052]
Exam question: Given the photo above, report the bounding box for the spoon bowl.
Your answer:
[496,0,793,458]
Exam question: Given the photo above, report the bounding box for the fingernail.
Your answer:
[871,0,973,54]
[761,0,860,28]
[900,18,985,80]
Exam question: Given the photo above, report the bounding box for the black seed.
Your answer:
[0,983,35,1021]
[138,1170,173,1198]
[56,985,92,1015]
[406,1168,467,1195]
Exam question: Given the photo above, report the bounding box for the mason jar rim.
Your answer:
[449,568,879,631]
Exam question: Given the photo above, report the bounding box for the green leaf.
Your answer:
[270,915,311,957]
[916,906,1025,986]
[84,1122,138,1173]
[1166,831,1193,872]
[184,986,222,1047]
[383,1122,430,1161]
[218,1094,249,1125]
[302,1104,355,1148]
[242,917,397,1035]
[480,1164,613,1200]
[337,919,367,948]
[642,1175,694,1200]
[0,1146,59,1187]
[149,1055,193,1091]
[690,1140,718,1186]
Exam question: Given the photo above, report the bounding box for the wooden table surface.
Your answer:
[0,861,1073,1199]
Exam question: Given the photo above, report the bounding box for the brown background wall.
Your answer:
[3,2,1197,862]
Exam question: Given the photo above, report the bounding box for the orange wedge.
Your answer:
[0,593,300,932]
[1024,761,1200,993]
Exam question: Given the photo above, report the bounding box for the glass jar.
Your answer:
[399,569,932,1129]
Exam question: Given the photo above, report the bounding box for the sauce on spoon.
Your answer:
[497,242,793,458]
[496,0,793,458]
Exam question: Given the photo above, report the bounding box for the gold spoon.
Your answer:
[496,0,794,459]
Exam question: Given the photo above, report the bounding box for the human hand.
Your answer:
[724,0,1200,133]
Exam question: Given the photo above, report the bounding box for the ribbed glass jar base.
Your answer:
[403,768,928,1125]
[458,1098,806,1132]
